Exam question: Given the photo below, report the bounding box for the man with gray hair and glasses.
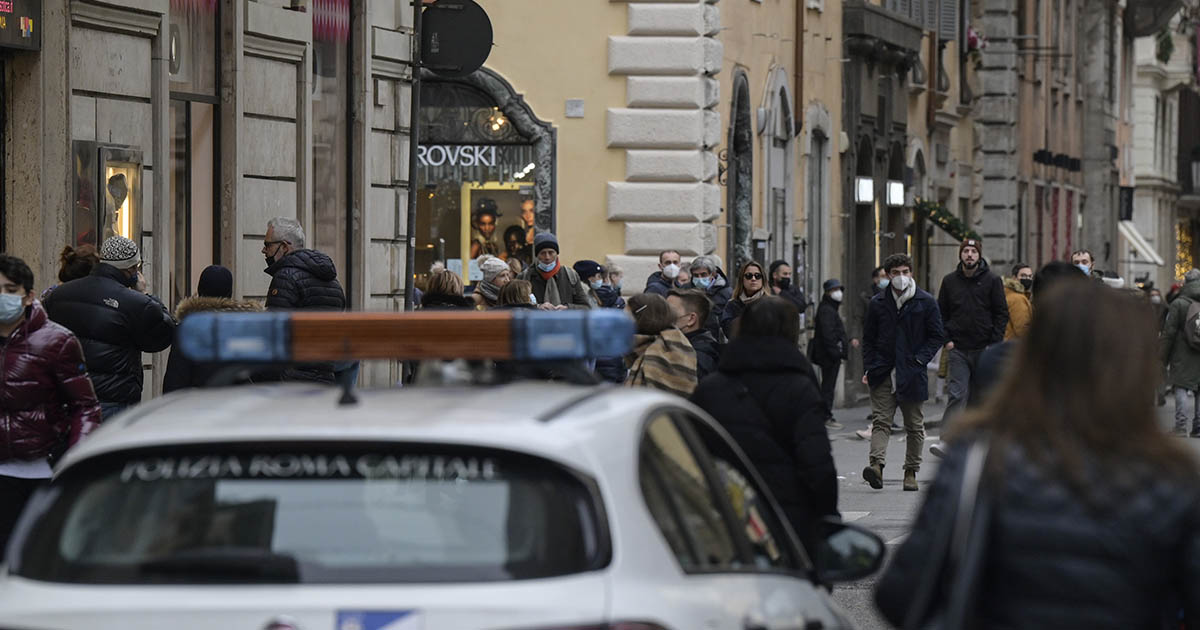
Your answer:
[262,217,347,381]
[688,254,733,339]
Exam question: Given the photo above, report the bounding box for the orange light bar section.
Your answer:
[289,311,515,362]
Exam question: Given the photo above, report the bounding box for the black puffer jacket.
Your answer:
[937,260,1008,351]
[877,437,1200,629]
[265,249,346,311]
[44,264,176,405]
[690,336,838,553]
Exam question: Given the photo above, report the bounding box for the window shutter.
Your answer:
[939,0,959,41]
[912,0,924,28]
[899,0,912,19]
[925,0,938,31]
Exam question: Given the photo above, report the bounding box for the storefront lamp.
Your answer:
[887,180,905,207]
[855,176,874,204]
[1191,149,1200,192]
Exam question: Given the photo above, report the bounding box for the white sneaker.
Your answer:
[854,428,872,440]
[929,442,946,458]
[825,419,844,430]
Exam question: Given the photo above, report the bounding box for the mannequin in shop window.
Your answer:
[470,198,502,259]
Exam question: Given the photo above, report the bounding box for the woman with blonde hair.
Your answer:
[496,279,534,309]
[718,260,767,339]
[419,270,472,310]
[876,281,1200,629]
[624,293,696,397]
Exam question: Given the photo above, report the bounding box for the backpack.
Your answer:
[1183,300,1200,351]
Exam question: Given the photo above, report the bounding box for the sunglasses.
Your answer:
[743,273,763,281]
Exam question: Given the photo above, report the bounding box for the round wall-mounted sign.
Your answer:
[421,0,494,78]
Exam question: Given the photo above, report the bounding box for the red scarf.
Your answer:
[538,259,561,281]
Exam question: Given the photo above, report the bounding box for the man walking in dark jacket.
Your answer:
[262,217,347,382]
[811,278,849,414]
[862,254,946,491]
[688,255,733,340]
[45,236,176,419]
[936,239,1008,434]
[667,289,721,380]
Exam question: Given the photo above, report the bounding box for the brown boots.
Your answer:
[864,464,919,490]
[863,464,884,489]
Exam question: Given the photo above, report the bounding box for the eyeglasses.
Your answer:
[743,273,763,281]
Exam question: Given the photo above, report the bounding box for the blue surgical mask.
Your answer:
[694,276,713,290]
[878,278,890,290]
[590,280,603,290]
[0,293,26,325]
[1076,264,1091,275]
[537,260,557,273]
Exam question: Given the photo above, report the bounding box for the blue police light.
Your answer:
[177,312,292,363]
[511,309,634,361]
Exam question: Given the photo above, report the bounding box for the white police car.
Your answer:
[0,310,882,630]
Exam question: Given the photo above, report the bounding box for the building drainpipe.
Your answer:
[403,0,424,312]
[795,3,804,136]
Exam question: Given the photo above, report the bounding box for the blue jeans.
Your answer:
[99,403,127,422]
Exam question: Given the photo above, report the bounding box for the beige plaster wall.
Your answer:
[474,0,627,265]
[800,2,845,280]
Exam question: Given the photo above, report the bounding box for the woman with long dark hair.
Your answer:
[876,282,1200,629]
[691,296,836,553]
[719,260,767,339]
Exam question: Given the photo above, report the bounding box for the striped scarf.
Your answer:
[625,328,698,397]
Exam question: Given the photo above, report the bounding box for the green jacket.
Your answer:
[1162,279,1200,388]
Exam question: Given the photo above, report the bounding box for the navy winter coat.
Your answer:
[862,287,946,403]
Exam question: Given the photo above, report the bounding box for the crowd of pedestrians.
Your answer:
[11,221,1200,627]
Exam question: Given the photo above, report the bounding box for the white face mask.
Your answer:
[891,275,913,292]
[662,263,681,280]
[830,290,844,303]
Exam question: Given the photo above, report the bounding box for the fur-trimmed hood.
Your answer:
[1003,276,1028,295]
[175,296,264,320]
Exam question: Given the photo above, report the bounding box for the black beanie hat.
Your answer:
[197,265,233,298]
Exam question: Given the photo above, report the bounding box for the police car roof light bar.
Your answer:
[176,309,635,364]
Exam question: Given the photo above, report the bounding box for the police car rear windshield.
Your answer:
[12,445,608,584]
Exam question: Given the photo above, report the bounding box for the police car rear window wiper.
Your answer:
[136,547,300,583]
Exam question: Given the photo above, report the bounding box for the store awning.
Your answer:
[1118,220,1166,266]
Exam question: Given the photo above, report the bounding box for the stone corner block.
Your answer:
[628,3,708,36]
[627,76,708,109]
[607,181,720,222]
[626,149,718,182]
[624,221,717,256]
[609,36,710,76]
[607,108,706,149]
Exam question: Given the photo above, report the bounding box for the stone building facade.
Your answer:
[1,0,414,392]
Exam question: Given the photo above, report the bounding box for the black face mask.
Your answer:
[776,277,791,290]
[1019,278,1033,291]
[265,244,284,267]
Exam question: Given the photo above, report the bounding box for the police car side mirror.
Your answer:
[814,517,885,583]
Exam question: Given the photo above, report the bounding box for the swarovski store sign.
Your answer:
[0,0,40,51]
[417,145,498,168]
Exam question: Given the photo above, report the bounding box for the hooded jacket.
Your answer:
[264,249,346,383]
[1,301,100,461]
[689,336,838,553]
[44,264,176,405]
[937,260,1009,351]
[1003,277,1032,340]
[163,296,264,393]
[265,249,346,311]
[420,293,474,310]
[811,295,849,367]
[1162,277,1200,389]
[863,285,947,403]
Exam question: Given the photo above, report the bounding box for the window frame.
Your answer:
[636,406,817,581]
